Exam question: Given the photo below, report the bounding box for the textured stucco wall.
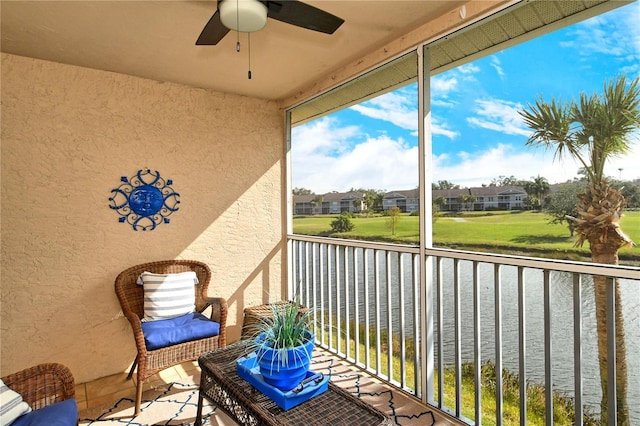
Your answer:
[0,53,286,383]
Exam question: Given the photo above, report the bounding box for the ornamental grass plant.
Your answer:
[247,301,314,368]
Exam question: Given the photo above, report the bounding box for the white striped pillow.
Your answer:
[0,379,31,425]
[137,271,199,321]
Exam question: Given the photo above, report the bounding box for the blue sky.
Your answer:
[292,1,640,194]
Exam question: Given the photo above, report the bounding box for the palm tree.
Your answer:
[519,75,640,425]
[523,175,550,209]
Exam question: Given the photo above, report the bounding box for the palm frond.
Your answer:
[520,97,572,154]
[519,75,640,185]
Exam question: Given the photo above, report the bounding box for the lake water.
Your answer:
[433,259,639,422]
[297,247,640,422]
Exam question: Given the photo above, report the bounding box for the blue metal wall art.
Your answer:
[109,168,180,231]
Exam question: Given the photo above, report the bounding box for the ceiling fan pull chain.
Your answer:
[248,32,252,80]
[236,0,241,52]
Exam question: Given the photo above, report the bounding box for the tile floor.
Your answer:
[75,360,201,412]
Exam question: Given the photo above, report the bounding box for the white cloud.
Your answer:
[348,65,482,143]
[431,98,457,108]
[431,116,459,139]
[350,90,417,131]
[433,141,640,188]
[458,63,480,75]
[293,118,640,194]
[560,2,639,75]
[292,123,418,193]
[431,75,459,95]
[490,55,505,78]
[432,143,582,187]
[467,98,531,137]
[349,86,461,140]
[292,117,360,158]
[431,66,482,137]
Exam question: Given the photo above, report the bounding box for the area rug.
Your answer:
[79,375,216,426]
[310,351,436,426]
[80,352,435,426]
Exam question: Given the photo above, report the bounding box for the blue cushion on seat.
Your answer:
[12,398,77,426]
[141,312,220,351]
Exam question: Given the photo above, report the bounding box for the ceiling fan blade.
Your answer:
[196,9,230,45]
[266,1,344,34]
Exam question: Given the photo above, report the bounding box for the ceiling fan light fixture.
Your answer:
[219,0,268,33]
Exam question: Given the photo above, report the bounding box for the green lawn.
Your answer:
[293,210,640,263]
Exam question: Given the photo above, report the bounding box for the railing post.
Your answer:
[495,264,504,425]
[337,245,343,354]
[375,249,382,374]
[354,247,361,366]
[454,258,462,416]
[606,276,617,425]
[573,274,583,426]
[413,254,421,394]
[309,242,316,310]
[386,251,393,381]
[518,266,527,426]
[320,243,326,343]
[303,242,310,303]
[436,257,444,407]
[473,261,482,425]
[344,245,350,358]
[544,270,553,426]
[399,253,407,388]
[364,249,371,368]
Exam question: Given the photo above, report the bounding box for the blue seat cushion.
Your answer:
[141,312,220,351]
[12,398,77,426]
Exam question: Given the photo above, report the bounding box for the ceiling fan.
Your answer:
[196,0,345,45]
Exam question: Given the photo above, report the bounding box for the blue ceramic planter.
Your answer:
[255,331,315,391]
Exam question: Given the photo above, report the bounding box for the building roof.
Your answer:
[384,189,420,199]
[383,186,527,199]
[293,191,364,204]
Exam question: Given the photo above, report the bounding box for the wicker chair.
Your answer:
[1,363,77,423]
[114,259,227,416]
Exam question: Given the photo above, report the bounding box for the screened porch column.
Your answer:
[418,44,435,406]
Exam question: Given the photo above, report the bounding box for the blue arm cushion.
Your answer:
[12,398,78,426]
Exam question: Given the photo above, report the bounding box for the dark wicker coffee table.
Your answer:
[194,341,393,425]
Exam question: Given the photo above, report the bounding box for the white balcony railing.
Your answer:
[288,234,640,425]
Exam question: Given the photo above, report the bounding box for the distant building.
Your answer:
[383,186,526,212]
[383,189,420,212]
[293,186,526,215]
[292,194,316,215]
[293,191,366,215]
[433,186,526,211]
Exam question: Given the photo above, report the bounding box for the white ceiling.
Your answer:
[0,0,467,101]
